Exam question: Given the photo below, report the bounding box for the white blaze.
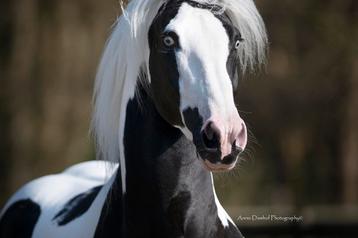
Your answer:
[166,3,237,129]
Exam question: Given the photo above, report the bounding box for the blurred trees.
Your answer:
[343,57,358,204]
[219,0,358,207]
[0,0,357,214]
[0,0,119,204]
[217,0,358,210]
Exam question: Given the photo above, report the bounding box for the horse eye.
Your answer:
[163,36,175,47]
[234,40,241,49]
[234,37,244,49]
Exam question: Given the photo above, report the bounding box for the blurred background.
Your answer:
[0,0,357,237]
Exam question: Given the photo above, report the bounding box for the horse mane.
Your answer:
[91,0,267,164]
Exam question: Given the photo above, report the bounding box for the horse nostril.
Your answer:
[201,122,220,150]
[231,140,243,155]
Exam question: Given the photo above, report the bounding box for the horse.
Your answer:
[0,0,267,237]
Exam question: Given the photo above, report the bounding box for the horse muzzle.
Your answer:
[196,115,247,172]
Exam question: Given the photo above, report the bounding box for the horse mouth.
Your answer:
[198,155,238,172]
[201,159,237,172]
[194,144,241,172]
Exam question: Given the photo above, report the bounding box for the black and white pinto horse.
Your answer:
[0,0,267,237]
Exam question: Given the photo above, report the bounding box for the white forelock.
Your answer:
[91,0,267,164]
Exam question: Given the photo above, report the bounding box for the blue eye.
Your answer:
[235,37,244,49]
[235,40,241,49]
[163,36,175,47]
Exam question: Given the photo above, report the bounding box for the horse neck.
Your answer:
[124,83,216,221]
[98,83,232,237]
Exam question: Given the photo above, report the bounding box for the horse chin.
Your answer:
[198,157,238,172]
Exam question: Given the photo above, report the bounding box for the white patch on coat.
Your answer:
[210,173,238,228]
[0,161,118,238]
[165,3,238,130]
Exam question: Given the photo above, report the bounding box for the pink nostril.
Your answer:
[201,118,247,158]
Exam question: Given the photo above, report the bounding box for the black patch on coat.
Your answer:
[93,171,123,238]
[182,107,204,148]
[221,14,242,91]
[182,107,223,164]
[52,185,102,226]
[167,191,191,236]
[0,199,41,238]
[122,83,183,237]
[148,0,183,127]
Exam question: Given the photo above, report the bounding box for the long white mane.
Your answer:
[91,0,268,165]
